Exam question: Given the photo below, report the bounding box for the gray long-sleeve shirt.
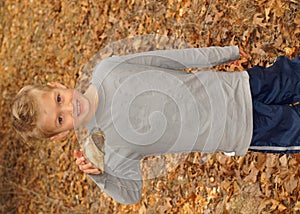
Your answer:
[85,46,253,204]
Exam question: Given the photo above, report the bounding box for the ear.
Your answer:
[47,82,67,89]
[50,130,70,141]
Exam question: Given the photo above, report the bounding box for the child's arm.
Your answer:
[74,150,142,204]
[89,173,142,204]
[107,46,240,70]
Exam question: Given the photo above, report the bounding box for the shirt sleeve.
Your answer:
[87,148,143,205]
[88,172,142,204]
[106,46,240,70]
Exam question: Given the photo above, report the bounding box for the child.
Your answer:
[11,46,300,204]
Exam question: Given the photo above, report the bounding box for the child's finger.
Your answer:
[46,82,55,87]
[79,162,94,170]
[74,149,83,158]
[76,157,86,166]
[80,162,100,172]
[228,60,239,66]
[83,168,102,175]
[240,49,248,58]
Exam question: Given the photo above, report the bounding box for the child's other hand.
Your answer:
[239,49,248,58]
[229,49,249,65]
[74,150,102,175]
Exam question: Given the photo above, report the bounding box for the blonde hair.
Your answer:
[11,85,54,141]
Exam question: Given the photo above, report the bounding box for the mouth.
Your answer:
[76,99,81,117]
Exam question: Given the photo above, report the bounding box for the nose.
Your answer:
[62,102,73,115]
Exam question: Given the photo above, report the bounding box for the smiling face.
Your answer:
[33,85,93,138]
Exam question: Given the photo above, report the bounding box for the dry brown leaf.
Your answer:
[244,162,259,183]
[279,155,288,168]
[272,0,287,18]
[284,175,298,193]
[258,199,280,213]
[253,13,267,28]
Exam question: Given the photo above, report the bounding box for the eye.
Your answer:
[58,116,63,125]
[57,94,62,103]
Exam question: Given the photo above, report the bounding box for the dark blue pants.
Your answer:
[247,56,300,153]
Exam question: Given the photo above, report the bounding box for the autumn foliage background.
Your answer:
[1,0,300,213]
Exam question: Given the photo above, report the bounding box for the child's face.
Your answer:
[33,84,92,138]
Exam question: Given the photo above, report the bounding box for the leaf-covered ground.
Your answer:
[0,0,299,213]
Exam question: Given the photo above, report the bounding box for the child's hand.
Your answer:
[239,49,248,58]
[227,49,249,71]
[74,150,102,174]
[229,49,249,66]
